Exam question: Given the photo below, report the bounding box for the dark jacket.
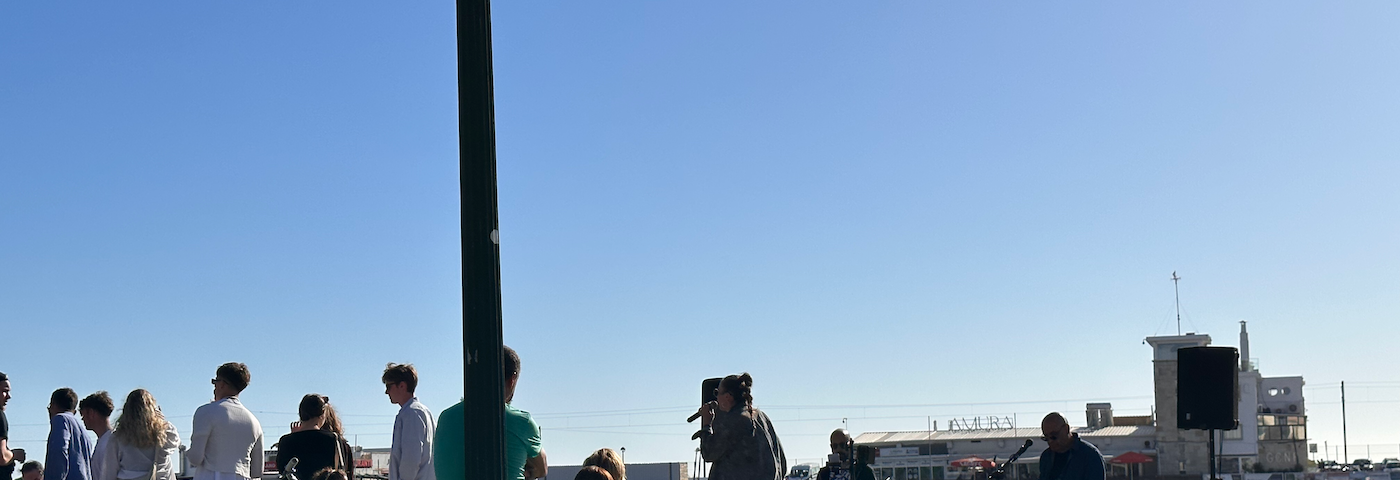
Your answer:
[276,430,355,480]
[700,406,787,480]
[1037,435,1104,480]
[816,462,875,480]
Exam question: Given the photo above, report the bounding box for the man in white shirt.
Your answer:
[77,392,114,479]
[189,363,264,480]
[382,363,434,480]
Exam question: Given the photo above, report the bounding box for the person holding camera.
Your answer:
[696,373,786,480]
[816,429,874,480]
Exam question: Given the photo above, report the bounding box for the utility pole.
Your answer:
[1171,271,1182,335]
[460,0,507,478]
[1342,381,1349,464]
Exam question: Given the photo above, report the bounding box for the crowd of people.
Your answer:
[0,345,549,480]
[3,359,1101,480]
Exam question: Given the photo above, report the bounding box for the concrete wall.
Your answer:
[1259,377,1305,415]
[1223,371,1262,457]
[1154,359,1211,476]
[1258,441,1306,471]
[1147,334,1213,477]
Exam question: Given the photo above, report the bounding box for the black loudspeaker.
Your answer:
[1177,346,1239,430]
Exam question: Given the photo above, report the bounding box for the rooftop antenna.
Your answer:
[1171,271,1182,335]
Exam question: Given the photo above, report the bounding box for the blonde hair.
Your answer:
[583,448,625,480]
[114,389,170,449]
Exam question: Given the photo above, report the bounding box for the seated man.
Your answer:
[816,429,874,480]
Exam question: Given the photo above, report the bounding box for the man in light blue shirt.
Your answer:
[383,363,435,480]
[44,388,93,480]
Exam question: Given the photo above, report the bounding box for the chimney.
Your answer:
[1086,403,1113,429]
[1239,320,1250,372]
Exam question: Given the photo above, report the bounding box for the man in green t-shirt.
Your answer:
[433,346,546,480]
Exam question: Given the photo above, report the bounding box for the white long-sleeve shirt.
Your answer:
[390,398,435,480]
[97,424,181,480]
[90,431,113,480]
[188,398,264,480]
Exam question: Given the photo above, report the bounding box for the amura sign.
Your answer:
[947,416,1017,431]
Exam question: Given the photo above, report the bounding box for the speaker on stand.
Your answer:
[1177,346,1239,480]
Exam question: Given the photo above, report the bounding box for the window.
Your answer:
[1258,414,1306,440]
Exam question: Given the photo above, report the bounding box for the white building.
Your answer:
[854,418,1157,480]
[1145,322,1307,475]
[852,322,1305,480]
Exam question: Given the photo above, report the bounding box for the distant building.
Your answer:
[853,322,1305,480]
[854,418,1156,480]
[1144,322,1307,475]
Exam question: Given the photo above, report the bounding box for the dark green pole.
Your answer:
[459,0,506,478]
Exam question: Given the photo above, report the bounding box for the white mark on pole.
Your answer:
[490,229,499,245]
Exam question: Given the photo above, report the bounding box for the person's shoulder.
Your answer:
[1075,436,1102,453]
[283,430,333,444]
[438,402,464,422]
[504,404,538,428]
[194,400,226,415]
[505,404,532,419]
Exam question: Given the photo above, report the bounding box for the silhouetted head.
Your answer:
[1041,412,1073,453]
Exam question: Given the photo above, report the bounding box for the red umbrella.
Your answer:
[1110,452,1154,464]
[951,457,996,469]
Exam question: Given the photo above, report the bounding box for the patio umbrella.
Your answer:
[1110,452,1154,480]
[1110,452,1154,464]
[951,457,996,469]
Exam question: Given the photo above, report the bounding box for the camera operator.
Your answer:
[816,430,874,480]
[696,373,786,480]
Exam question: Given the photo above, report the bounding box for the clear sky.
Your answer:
[3,0,1400,470]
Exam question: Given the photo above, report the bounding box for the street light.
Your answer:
[620,447,626,463]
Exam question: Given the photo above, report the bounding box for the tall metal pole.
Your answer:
[1341,381,1349,464]
[1172,271,1182,335]
[460,0,507,478]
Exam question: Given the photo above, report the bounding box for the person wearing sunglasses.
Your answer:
[1036,413,1104,480]
[815,429,874,480]
[696,373,787,480]
[188,363,265,480]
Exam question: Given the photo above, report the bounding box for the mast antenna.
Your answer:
[1171,271,1182,335]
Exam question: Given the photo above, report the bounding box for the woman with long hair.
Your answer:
[697,373,787,480]
[277,395,354,480]
[583,448,625,480]
[96,389,181,480]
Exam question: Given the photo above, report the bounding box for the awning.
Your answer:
[950,457,996,469]
[1110,452,1154,464]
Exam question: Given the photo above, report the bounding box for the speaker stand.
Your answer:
[1207,429,1218,480]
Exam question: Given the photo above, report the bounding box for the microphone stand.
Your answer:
[988,440,1034,480]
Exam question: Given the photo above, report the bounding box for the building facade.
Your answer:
[852,322,1306,480]
[1145,322,1308,476]
[855,420,1157,480]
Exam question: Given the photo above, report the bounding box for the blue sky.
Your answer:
[3,0,1399,469]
